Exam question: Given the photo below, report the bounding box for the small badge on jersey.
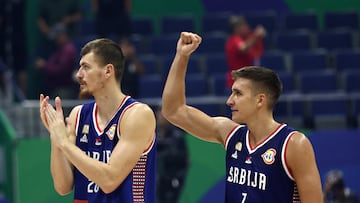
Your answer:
[82,124,89,134]
[95,137,102,146]
[106,124,117,140]
[261,148,277,165]
[231,142,243,159]
[245,156,252,164]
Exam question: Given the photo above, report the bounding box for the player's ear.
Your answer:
[256,93,266,108]
[104,64,114,78]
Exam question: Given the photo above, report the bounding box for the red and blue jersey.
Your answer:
[74,96,156,203]
[224,123,300,203]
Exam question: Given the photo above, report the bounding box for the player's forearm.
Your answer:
[60,140,123,194]
[50,139,74,195]
[162,53,189,118]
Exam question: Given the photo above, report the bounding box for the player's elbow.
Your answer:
[101,182,119,194]
[161,108,179,124]
[54,183,73,196]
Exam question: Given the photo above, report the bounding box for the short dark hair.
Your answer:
[231,66,282,109]
[80,38,125,84]
[229,15,248,33]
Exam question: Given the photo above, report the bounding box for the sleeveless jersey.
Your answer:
[73,96,156,203]
[225,123,300,203]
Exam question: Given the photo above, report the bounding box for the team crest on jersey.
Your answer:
[261,148,277,165]
[106,124,117,140]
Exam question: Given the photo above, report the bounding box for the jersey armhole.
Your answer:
[116,102,140,138]
[116,102,155,155]
[224,125,243,149]
[74,107,82,137]
[281,131,297,181]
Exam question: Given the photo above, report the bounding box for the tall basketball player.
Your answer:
[40,38,156,203]
[162,32,323,202]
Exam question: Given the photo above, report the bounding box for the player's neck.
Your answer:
[247,117,280,147]
[93,86,126,123]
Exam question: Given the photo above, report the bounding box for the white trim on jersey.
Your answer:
[142,135,156,156]
[224,125,244,149]
[92,96,131,135]
[116,101,141,139]
[75,106,83,137]
[281,131,297,181]
[246,123,287,154]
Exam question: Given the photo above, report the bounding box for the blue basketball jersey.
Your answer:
[73,96,156,203]
[225,123,300,203]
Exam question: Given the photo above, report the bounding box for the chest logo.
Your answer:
[106,124,117,140]
[261,148,276,165]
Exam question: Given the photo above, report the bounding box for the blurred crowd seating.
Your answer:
[3,10,360,138]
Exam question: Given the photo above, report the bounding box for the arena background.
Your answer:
[1,0,359,202]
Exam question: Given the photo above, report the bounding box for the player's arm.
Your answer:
[286,132,323,203]
[40,95,78,195]
[46,101,155,194]
[162,32,238,145]
[238,26,265,53]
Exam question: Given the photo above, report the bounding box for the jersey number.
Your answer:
[241,193,247,203]
[87,181,99,193]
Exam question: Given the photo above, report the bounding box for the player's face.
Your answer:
[226,78,258,123]
[76,52,106,99]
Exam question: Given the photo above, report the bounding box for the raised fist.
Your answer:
[176,32,202,56]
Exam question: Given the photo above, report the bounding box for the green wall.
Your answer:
[16,138,73,203]
[179,134,225,203]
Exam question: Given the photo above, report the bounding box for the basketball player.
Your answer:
[162,32,323,202]
[39,38,156,203]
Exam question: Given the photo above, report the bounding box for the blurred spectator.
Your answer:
[1,0,27,98]
[37,0,81,57]
[0,59,7,96]
[38,0,81,38]
[225,15,265,87]
[0,58,25,104]
[119,38,144,98]
[34,24,77,99]
[155,107,189,203]
[0,0,4,60]
[324,170,359,203]
[92,0,132,38]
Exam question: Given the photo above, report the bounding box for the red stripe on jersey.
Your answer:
[117,102,140,135]
[143,135,155,155]
[224,125,242,149]
[248,123,285,152]
[284,131,297,178]
[94,96,130,134]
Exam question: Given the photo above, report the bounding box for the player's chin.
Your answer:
[78,89,91,99]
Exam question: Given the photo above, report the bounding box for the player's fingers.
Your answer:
[195,34,202,44]
[46,103,56,123]
[40,94,44,108]
[181,32,192,44]
[191,34,201,45]
[55,96,64,116]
